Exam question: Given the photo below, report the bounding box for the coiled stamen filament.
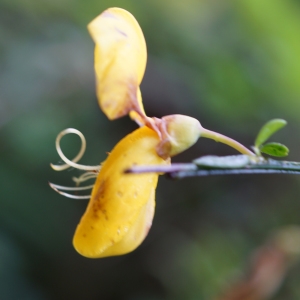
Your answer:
[72,171,98,186]
[50,128,101,199]
[50,128,101,171]
[49,182,93,199]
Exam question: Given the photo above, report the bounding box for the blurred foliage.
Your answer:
[1,0,300,299]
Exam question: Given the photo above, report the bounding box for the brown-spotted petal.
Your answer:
[88,8,147,120]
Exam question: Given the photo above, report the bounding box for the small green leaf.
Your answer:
[193,155,250,168]
[260,143,289,157]
[255,119,287,148]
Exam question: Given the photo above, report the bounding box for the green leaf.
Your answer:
[255,119,287,148]
[193,155,251,168]
[260,143,289,157]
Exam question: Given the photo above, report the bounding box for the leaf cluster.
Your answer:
[253,119,289,157]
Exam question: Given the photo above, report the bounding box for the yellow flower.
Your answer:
[50,8,202,258]
[50,7,253,258]
[73,8,203,258]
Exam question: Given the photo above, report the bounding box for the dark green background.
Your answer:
[1,0,300,299]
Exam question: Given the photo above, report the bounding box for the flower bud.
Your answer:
[156,114,203,158]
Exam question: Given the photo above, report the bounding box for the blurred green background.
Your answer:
[1,0,300,299]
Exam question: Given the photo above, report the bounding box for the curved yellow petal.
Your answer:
[73,126,168,258]
[101,187,155,257]
[88,8,147,120]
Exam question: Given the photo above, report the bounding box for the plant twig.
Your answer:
[167,168,300,180]
[125,158,300,179]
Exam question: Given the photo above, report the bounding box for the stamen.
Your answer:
[49,182,92,200]
[49,182,94,191]
[72,171,98,186]
[50,128,101,172]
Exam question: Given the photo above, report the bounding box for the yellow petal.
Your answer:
[73,126,168,258]
[101,187,155,257]
[88,8,147,120]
